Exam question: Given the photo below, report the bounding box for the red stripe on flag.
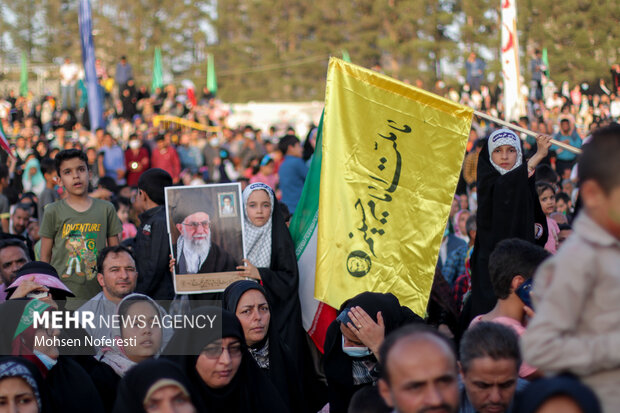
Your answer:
[0,124,14,158]
[307,302,338,353]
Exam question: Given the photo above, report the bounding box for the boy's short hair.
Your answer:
[555,192,571,204]
[40,158,56,176]
[578,123,620,194]
[535,164,559,185]
[489,238,550,299]
[137,168,172,206]
[278,135,299,155]
[54,149,88,174]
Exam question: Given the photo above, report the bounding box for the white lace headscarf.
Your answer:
[242,182,274,268]
[488,128,523,175]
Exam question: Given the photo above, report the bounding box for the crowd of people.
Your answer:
[0,53,618,413]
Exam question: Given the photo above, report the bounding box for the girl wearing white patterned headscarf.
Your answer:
[235,182,308,378]
[487,128,523,175]
[238,183,275,278]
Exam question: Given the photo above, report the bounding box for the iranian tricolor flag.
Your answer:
[0,121,13,158]
[289,112,337,352]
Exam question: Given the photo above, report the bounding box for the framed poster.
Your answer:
[165,183,247,293]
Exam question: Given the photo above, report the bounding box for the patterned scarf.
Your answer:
[488,128,523,175]
[242,183,274,268]
[248,338,270,370]
[0,361,42,410]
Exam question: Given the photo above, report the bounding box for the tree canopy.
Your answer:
[1,0,618,101]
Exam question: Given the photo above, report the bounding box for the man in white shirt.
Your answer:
[59,57,79,109]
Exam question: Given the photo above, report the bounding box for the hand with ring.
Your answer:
[346,306,385,359]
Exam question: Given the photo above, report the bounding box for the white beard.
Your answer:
[179,232,211,273]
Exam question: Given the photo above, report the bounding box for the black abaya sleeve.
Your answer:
[467,139,548,319]
[257,200,304,360]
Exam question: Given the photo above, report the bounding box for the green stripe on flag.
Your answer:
[290,110,324,258]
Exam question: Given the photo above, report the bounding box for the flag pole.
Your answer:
[473,110,582,155]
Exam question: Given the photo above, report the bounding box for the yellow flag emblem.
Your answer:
[315,58,473,316]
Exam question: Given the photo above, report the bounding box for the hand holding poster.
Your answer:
[165,183,247,293]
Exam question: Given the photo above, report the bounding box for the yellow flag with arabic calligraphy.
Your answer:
[315,58,473,316]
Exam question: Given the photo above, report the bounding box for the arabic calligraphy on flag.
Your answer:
[315,58,473,316]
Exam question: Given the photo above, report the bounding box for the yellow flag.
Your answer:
[315,58,473,316]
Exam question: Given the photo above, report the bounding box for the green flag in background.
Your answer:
[20,53,28,97]
[207,53,217,96]
[542,48,550,78]
[151,47,163,93]
[341,49,351,63]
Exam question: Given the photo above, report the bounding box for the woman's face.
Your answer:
[246,190,271,227]
[235,290,270,347]
[491,144,518,171]
[122,301,163,363]
[34,327,60,359]
[195,337,242,389]
[0,377,39,413]
[457,211,470,235]
[143,384,196,413]
[539,189,556,215]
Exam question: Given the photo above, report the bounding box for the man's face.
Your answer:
[288,142,302,158]
[0,246,29,285]
[461,357,519,413]
[176,212,211,244]
[560,120,570,134]
[12,208,32,234]
[379,338,459,413]
[97,251,138,302]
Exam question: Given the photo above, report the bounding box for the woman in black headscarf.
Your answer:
[323,292,423,413]
[513,375,601,413]
[163,307,289,413]
[0,356,51,413]
[113,358,204,413]
[223,280,305,412]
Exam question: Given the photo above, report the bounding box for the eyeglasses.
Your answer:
[182,221,210,230]
[201,343,242,359]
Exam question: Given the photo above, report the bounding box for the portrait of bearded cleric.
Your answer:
[165,184,245,281]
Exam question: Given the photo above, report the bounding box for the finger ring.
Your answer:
[357,325,362,329]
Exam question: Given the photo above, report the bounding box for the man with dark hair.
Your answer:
[459,322,526,413]
[77,245,138,351]
[552,116,582,179]
[277,135,307,214]
[378,324,459,413]
[133,168,174,299]
[0,238,30,301]
[470,238,549,379]
[523,123,620,411]
[9,203,33,238]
